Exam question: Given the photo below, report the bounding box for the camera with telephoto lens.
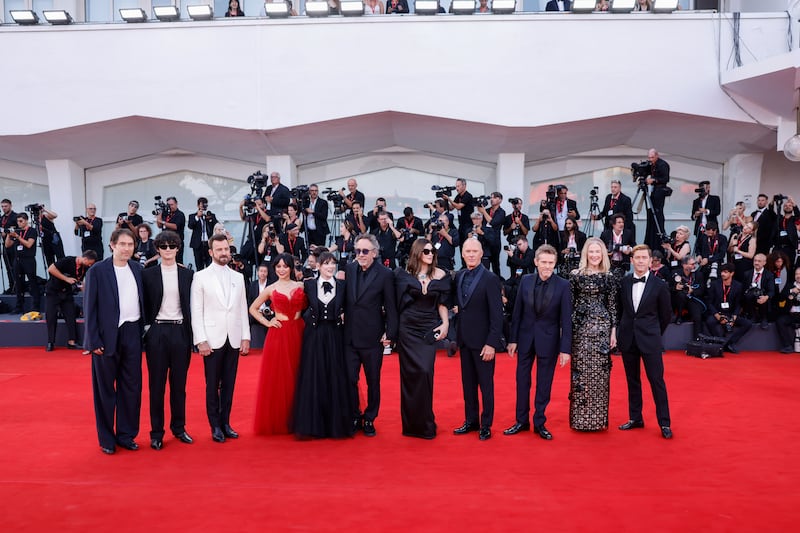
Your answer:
[567,246,579,259]
[431,185,455,199]
[290,185,311,209]
[322,187,343,210]
[25,203,43,217]
[660,233,674,245]
[745,286,764,299]
[2,226,17,235]
[72,216,86,223]
[399,227,413,241]
[429,220,443,233]
[247,171,267,198]
[709,262,719,279]
[152,196,167,216]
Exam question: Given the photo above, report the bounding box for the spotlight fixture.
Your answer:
[784,92,800,162]
[415,0,439,14]
[119,8,148,22]
[264,1,291,17]
[153,6,181,21]
[491,0,515,14]
[610,0,635,12]
[42,10,73,24]
[305,0,330,16]
[186,4,214,20]
[571,0,596,13]
[9,10,40,25]
[652,0,679,13]
[451,0,476,15]
[340,0,364,15]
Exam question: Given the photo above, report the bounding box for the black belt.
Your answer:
[155,319,183,325]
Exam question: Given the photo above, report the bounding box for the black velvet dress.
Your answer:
[394,269,450,439]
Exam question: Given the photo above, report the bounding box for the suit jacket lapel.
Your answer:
[637,275,656,315]
[624,276,635,315]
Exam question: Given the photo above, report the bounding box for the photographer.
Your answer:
[345,200,369,236]
[423,198,454,233]
[775,268,800,353]
[741,253,775,330]
[503,197,530,246]
[661,225,691,272]
[44,250,97,351]
[694,221,727,280]
[600,213,635,276]
[466,211,491,269]
[552,186,580,231]
[426,213,458,271]
[34,204,64,267]
[5,212,41,314]
[558,216,586,276]
[338,178,365,216]
[1,198,19,293]
[332,220,357,271]
[257,222,279,268]
[772,197,798,267]
[691,181,721,238]
[650,250,671,281]
[440,178,474,263]
[115,200,143,233]
[371,212,401,269]
[304,184,330,247]
[74,203,104,260]
[276,223,307,264]
[596,179,635,231]
[476,192,505,276]
[239,196,271,277]
[395,206,424,269]
[532,198,559,251]
[263,172,291,222]
[187,197,218,271]
[134,223,159,269]
[729,221,758,284]
[155,197,186,264]
[722,201,750,240]
[505,235,534,283]
[750,194,776,255]
[705,263,752,353]
[643,148,671,250]
[366,197,394,232]
[669,256,706,339]
[280,203,304,234]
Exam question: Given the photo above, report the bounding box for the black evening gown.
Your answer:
[292,279,354,438]
[394,269,450,439]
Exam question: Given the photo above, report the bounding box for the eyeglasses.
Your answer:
[422,248,434,255]
[354,248,373,255]
[157,244,179,250]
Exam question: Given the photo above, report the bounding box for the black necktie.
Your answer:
[322,281,333,294]
[633,276,647,284]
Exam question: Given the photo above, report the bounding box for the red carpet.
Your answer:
[0,346,798,532]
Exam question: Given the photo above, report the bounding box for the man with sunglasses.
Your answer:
[343,233,398,437]
[142,230,195,451]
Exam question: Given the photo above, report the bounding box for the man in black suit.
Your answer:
[5,213,41,314]
[476,192,506,277]
[751,194,777,255]
[84,228,145,454]
[142,231,195,450]
[669,256,707,339]
[773,199,798,267]
[597,179,635,232]
[742,253,775,329]
[263,171,292,222]
[706,263,753,353]
[691,181,721,238]
[441,178,474,267]
[545,0,571,10]
[343,233,398,437]
[187,197,218,271]
[505,244,572,440]
[600,213,636,276]
[452,238,504,441]
[552,185,580,232]
[618,244,673,439]
[304,184,330,247]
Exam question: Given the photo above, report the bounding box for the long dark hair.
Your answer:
[406,238,437,278]
[274,253,297,281]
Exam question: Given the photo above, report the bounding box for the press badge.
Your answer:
[721,302,730,310]
[84,231,91,237]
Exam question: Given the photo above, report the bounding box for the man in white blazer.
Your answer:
[191,233,251,443]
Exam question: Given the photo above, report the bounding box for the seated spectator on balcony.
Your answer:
[669,256,706,339]
[546,0,571,11]
[477,0,490,12]
[661,225,691,273]
[386,0,409,13]
[632,0,652,11]
[364,0,385,14]
[775,267,800,353]
[705,263,752,354]
[595,0,609,10]
[225,0,245,16]
[327,0,341,14]
[741,253,775,330]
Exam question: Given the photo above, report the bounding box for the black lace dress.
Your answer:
[568,271,618,431]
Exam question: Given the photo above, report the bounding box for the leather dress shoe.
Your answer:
[447,341,458,357]
[353,417,364,431]
[725,343,739,354]
[222,425,239,439]
[100,446,115,455]
[45,342,54,352]
[175,432,193,444]
[479,427,492,441]
[760,320,769,330]
[150,439,163,450]
[618,420,645,430]
[675,317,682,325]
[363,420,376,437]
[117,440,139,451]
[534,425,553,440]
[211,427,226,443]
[66,343,81,350]
[661,426,673,439]
[453,422,480,435]
[780,346,794,354]
[503,422,530,435]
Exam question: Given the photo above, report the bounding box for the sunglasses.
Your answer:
[422,248,434,255]
[354,248,373,255]
[157,244,179,250]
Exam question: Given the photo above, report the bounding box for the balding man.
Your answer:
[339,178,365,215]
[643,148,670,251]
[75,203,104,260]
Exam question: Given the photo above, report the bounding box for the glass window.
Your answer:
[0,175,52,276]
[6,0,27,22]
[86,0,112,22]
[31,0,54,16]
[113,0,141,21]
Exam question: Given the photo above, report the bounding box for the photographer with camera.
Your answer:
[257,222,279,267]
[337,178,365,216]
[426,213,458,271]
[634,149,671,250]
[705,263,752,353]
[304,184,330,247]
[239,196,270,278]
[661,225,692,272]
[74,204,104,261]
[741,253,775,330]
[669,256,706,338]
[558,216,586,277]
[115,200,143,233]
[264,172,292,223]
[155,197,186,264]
[395,206,424,269]
[275,223,307,265]
[366,197,394,232]
[44,250,97,351]
[345,200,369,236]
[532,194,559,252]
[691,181,721,238]
[280,203,304,235]
[552,186,580,231]
[729,221,758,284]
[134,223,159,269]
[332,220,357,271]
[504,235,534,307]
[371,212,401,269]
[1,199,19,293]
[600,213,635,276]
[466,212,491,269]
[5,212,41,315]
[503,197,530,245]
[440,178,474,264]
[31,204,64,267]
[596,180,634,231]
[775,267,800,353]
[476,192,505,277]
[773,197,799,267]
[750,194,776,255]
[423,198,453,232]
[187,197,219,271]
[694,221,727,280]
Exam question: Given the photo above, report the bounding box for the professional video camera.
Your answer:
[25,203,43,216]
[774,194,788,204]
[322,187,344,211]
[290,185,311,210]
[474,195,490,208]
[631,161,652,180]
[152,196,167,216]
[247,171,267,198]
[431,185,456,199]
[694,187,707,195]
[242,194,259,218]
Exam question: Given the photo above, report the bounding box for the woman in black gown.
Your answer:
[394,239,450,439]
[292,252,354,438]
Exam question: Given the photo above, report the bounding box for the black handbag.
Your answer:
[686,334,725,359]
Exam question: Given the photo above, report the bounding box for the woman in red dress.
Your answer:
[249,253,307,435]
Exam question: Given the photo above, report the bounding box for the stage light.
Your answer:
[9,10,39,24]
[652,0,679,13]
[153,6,181,21]
[415,0,439,14]
[571,0,596,13]
[264,1,291,17]
[784,97,800,162]
[340,0,364,15]
[610,0,635,12]
[491,0,515,13]
[119,8,148,22]
[42,10,73,24]
[186,4,214,20]
[451,0,476,15]
[305,1,330,16]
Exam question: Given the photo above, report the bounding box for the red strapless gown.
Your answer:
[254,287,307,435]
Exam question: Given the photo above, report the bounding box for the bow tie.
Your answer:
[322,281,333,294]
[633,276,647,284]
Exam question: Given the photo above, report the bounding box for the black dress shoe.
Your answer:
[780,346,794,354]
[363,420,376,437]
[533,425,553,440]
[760,320,769,330]
[503,422,530,435]
[353,416,363,431]
[222,425,239,439]
[45,343,54,352]
[212,427,226,443]
[100,446,115,455]
[447,341,458,357]
[175,432,193,444]
[619,420,645,430]
[150,439,163,450]
[66,343,81,350]
[479,427,492,441]
[661,426,673,439]
[117,440,139,451]
[725,343,739,354]
[453,422,480,435]
[675,318,682,325]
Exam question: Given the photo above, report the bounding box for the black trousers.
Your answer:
[45,291,77,344]
[345,343,383,422]
[459,345,495,428]
[192,242,210,271]
[307,228,328,247]
[672,292,706,339]
[145,323,192,439]
[91,321,142,449]
[1,246,14,290]
[14,257,40,311]
[621,338,670,428]
[515,350,558,428]
[775,314,800,349]
[202,339,240,429]
[705,315,753,345]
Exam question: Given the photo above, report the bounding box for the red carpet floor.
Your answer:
[0,346,798,532]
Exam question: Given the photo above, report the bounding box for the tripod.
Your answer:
[631,178,667,246]
[239,213,260,282]
[585,194,602,238]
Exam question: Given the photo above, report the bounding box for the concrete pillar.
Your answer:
[266,155,297,188]
[45,159,85,256]
[723,154,764,213]
[496,153,526,207]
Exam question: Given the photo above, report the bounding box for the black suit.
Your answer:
[84,258,145,451]
[618,272,671,428]
[706,278,753,345]
[306,197,330,247]
[142,265,194,441]
[691,194,721,237]
[751,208,777,255]
[669,268,707,339]
[600,193,635,231]
[343,260,398,423]
[187,211,218,271]
[264,183,291,220]
[454,265,504,429]
[545,0,571,10]
[742,268,775,323]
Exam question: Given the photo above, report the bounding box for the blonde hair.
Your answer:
[578,237,611,274]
